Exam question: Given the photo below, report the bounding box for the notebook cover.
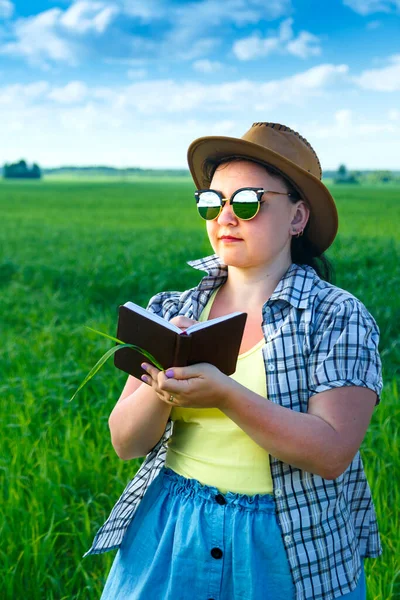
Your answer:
[113,304,247,378]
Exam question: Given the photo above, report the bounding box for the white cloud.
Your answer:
[0,2,122,67]
[60,1,119,34]
[308,110,398,139]
[0,81,49,105]
[0,62,348,124]
[115,65,346,115]
[280,63,348,89]
[176,38,219,61]
[0,8,78,66]
[2,69,399,170]
[287,31,321,59]
[121,0,168,22]
[233,18,321,61]
[193,59,223,73]
[0,0,292,68]
[234,35,279,61]
[159,0,280,63]
[48,81,88,104]
[353,54,400,90]
[343,0,400,15]
[0,0,13,19]
[173,0,291,30]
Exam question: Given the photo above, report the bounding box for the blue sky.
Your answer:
[0,0,399,169]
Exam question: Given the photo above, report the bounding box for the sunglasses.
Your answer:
[195,187,292,221]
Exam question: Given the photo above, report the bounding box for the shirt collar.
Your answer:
[187,254,317,309]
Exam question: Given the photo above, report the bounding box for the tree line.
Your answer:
[3,160,42,179]
[2,160,399,183]
[332,164,399,184]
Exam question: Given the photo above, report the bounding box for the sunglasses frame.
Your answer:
[195,187,291,221]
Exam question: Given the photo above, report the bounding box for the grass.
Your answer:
[0,180,399,599]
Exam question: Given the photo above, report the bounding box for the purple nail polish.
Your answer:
[165,369,174,378]
[141,375,148,383]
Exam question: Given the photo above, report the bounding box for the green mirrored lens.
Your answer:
[233,202,259,220]
[197,191,221,220]
[198,205,221,220]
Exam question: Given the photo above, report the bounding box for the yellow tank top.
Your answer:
[165,287,273,495]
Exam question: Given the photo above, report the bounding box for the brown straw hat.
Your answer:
[187,122,338,254]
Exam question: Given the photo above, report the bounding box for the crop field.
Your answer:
[1,179,399,599]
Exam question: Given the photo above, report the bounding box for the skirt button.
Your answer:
[211,547,223,559]
[215,493,226,505]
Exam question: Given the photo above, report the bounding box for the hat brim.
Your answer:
[187,135,338,254]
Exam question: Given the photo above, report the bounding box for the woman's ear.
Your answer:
[290,201,310,232]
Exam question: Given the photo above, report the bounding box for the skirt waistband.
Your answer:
[161,467,276,512]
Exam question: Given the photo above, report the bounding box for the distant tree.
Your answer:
[375,170,393,183]
[363,170,394,184]
[334,164,359,184]
[31,163,42,179]
[3,160,42,179]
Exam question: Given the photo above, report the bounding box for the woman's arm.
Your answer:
[108,316,198,460]
[108,375,173,460]
[219,383,377,479]
[142,361,378,480]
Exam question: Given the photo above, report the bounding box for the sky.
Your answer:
[0,0,399,170]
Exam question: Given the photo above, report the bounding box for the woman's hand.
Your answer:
[140,362,236,410]
[168,316,199,331]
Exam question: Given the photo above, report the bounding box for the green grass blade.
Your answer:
[84,326,125,345]
[69,327,165,402]
[84,326,164,370]
[68,344,128,403]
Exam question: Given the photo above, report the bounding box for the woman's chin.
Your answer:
[217,250,253,268]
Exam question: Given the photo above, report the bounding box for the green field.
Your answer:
[1,180,399,599]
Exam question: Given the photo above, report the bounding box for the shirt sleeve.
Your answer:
[308,297,383,403]
[145,291,181,317]
[145,292,165,314]
[145,288,196,319]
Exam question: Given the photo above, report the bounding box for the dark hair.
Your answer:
[203,157,335,283]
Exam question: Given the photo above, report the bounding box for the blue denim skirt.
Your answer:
[100,466,366,600]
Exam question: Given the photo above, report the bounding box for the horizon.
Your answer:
[3,158,400,173]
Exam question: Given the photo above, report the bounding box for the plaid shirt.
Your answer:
[84,255,383,600]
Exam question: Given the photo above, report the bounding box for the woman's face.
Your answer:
[206,160,308,270]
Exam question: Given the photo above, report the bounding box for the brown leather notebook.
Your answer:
[113,301,247,379]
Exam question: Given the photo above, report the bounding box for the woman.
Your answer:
[86,123,383,600]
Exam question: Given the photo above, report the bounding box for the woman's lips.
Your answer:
[220,236,243,242]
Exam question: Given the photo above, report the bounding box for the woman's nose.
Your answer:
[217,200,238,224]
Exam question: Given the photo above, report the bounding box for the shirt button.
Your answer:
[211,547,223,559]
[268,363,275,371]
[274,488,282,497]
[215,494,226,505]
[284,535,292,544]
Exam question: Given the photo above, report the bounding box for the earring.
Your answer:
[292,228,303,238]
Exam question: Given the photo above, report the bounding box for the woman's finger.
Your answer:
[168,316,199,330]
[141,362,161,381]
